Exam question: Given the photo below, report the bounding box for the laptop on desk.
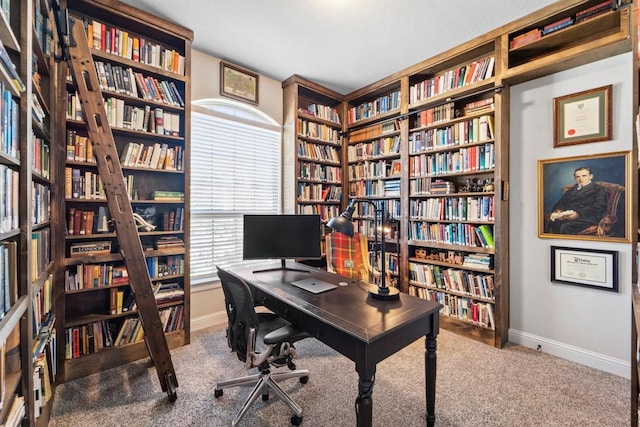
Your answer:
[290,278,337,294]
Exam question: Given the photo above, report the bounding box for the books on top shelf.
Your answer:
[510,28,541,49]
[575,0,613,23]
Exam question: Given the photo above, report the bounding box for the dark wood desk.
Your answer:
[228,262,442,426]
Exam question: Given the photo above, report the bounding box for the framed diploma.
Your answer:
[553,85,612,147]
[550,246,618,292]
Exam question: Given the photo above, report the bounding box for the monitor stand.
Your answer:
[252,259,311,274]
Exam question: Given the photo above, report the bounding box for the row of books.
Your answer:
[0,39,24,94]
[409,222,494,249]
[65,168,102,200]
[31,182,50,226]
[463,253,492,270]
[348,159,399,181]
[408,286,495,329]
[32,135,50,179]
[32,275,53,341]
[66,92,182,137]
[120,141,182,171]
[64,303,184,360]
[353,198,401,219]
[65,130,95,164]
[0,165,18,233]
[416,102,456,128]
[297,139,341,163]
[409,262,495,300]
[298,162,342,183]
[409,143,495,176]
[409,115,495,153]
[510,1,613,49]
[347,135,401,160]
[296,204,340,222]
[348,179,401,198]
[84,17,186,75]
[65,264,128,292]
[159,208,185,232]
[0,84,19,159]
[297,119,341,143]
[94,60,184,107]
[146,255,184,279]
[296,183,342,203]
[410,178,456,195]
[347,120,400,143]
[30,229,50,280]
[409,56,495,104]
[299,103,341,125]
[348,89,401,124]
[0,241,18,319]
[409,195,495,222]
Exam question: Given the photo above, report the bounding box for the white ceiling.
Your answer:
[119,0,558,94]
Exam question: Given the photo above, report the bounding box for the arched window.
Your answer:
[190,99,281,284]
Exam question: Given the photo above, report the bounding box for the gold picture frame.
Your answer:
[538,151,630,242]
[553,85,612,147]
[220,61,259,105]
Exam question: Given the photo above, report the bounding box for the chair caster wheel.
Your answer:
[262,392,269,401]
[287,361,296,370]
[299,376,309,384]
[214,389,223,398]
[291,415,303,426]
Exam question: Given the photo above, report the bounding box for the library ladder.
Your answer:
[52,4,178,401]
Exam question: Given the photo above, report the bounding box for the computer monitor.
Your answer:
[243,214,321,273]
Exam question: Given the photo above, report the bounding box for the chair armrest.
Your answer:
[263,324,309,345]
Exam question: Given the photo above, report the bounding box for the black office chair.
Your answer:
[214,267,310,426]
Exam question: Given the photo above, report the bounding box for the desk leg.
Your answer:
[356,370,375,427]
[425,333,437,427]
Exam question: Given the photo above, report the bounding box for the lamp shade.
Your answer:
[327,200,356,237]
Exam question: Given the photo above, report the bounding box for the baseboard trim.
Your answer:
[191,311,227,332]
[508,329,629,379]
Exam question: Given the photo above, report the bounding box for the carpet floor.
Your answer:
[49,324,630,426]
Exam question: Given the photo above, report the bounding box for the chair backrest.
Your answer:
[216,267,259,363]
[325,231,371,280]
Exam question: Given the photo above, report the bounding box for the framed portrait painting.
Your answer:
[538,151,630,242]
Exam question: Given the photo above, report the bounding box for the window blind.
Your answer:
[190,110,281,283]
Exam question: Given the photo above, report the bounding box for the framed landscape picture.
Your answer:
[220,61,259,105]
[538,151,630,242]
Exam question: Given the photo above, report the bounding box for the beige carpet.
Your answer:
[49,324,630,426]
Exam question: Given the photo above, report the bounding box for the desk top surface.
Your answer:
[229,261,442,344]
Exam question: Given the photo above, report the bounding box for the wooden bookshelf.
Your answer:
[0,0,59,425]
[502,0,633,84]
[282,75,345,258]
[283,0,633,349]
[52,0,192,383]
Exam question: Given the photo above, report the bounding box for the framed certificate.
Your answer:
[553,85,612,147]
[550,246,618,292]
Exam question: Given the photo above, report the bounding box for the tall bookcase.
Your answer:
[52,0,192,382]
[284,0,632,349]
[344,81,403,285]
[282,75,344,258]
[403,41,508,347]
[0,0,57,425]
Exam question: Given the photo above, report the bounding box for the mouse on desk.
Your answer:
[338,281,348,286]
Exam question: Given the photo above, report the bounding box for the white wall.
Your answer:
[509,52,633,378]
[189,49,284,331]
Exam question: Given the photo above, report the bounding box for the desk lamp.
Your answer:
[327,199,400,300]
